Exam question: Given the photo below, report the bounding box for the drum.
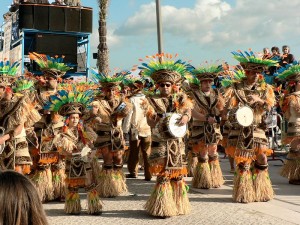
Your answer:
[235,106,254,127]
[157,113,187,139]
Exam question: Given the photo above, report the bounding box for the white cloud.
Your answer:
[114,0,300,50]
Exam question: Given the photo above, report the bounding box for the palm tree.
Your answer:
[97,0,110,75]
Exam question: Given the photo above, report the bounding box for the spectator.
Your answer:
[52,0,65,5]
[269,46,281,76]
[280,45,295,67]
[262,47,271,59]
[0,170,49,225]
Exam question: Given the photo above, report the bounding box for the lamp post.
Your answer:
[156,0,163,56]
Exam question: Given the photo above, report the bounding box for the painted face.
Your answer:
[158,82,172,96]
[200,79,213,92]
[68,113,80,128]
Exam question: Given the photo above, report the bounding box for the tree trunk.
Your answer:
[97,0,110,76]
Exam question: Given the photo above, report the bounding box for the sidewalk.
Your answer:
[44,154,300,225]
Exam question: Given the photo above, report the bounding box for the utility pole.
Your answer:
[156,0,163,56]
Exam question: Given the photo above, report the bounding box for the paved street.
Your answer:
[44,154,300,225]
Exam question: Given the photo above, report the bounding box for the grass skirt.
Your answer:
[31,167,54,202]
[192,161,212,189]
[280,152,300,181]
[171,179,191,215]
[144,177,178,217]
[187,151,197,177]
[209,158,224,188]
[87,188,103,214]
[253,168,274,202]
[52,168,66,200]
[232,168,255,203]
[97,169,127,197]
[65,190,81,214]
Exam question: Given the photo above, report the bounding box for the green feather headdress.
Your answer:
[232,50,278,71]
[191,63,223,80]
[13,79,34,93]
[277,64,300,81]
[90,69,130,88]
[29,52,72,78]
[137,53,188,84]
[0,61,20,86]
[221,70,246,88]
[44,87,94,116]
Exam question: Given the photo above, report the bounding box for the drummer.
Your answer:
[139,53,193,218]
[222,50,278,203]
[187,64,226,189]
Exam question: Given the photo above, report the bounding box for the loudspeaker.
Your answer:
[81,8,93,33]
[34,33,77,72]
[49,6,65,31]
[33,6,49,30]
[65,7,81,32]
[19,5,34,29]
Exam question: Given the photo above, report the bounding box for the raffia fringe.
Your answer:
[144,181,178,217]
[65,191,81,214]
[232,169,255,203]
[171,179,191,215]
[113,169,128,195]
[90,158,102,184]
[87,189,103,214]
[209,159,224,188]
[31,168,54,202]
[192,162,212,189]
[96,169,119,197]
[52,169,66,199]
[280,155,300,180]
[187,151,197,177]
[253,169,274,202]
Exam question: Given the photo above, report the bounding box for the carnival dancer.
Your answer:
[277,64,300,185]
[29,52,71,202]
[122,79,152,181]
[138,53,193,218]
[223,50,277,203]
[186,64,225,189]
[88,70,132,198]
[45,89,103,215]
[0,61,41,175]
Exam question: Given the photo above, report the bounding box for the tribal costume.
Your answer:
[29,53,71,202]
[45,89,103,215]
[0,61,41,175]
[88,70,132,198]
[187,65,225,189]
[278,64,300,185]
[223,50,277,203]
[138,54,193,218]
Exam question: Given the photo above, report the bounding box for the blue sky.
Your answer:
[1,0,300,72]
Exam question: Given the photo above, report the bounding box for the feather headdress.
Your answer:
[44,87,94,116]
[29,52,72,78]
[90,69,130,88]
[13,78,35,93]
[137,53,190,84]
[232,49,278,72]
[0,60,20,86]
[221,70,246,88]
[277,63,300,81]
[191,63,223,81]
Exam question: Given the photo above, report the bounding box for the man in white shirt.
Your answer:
[123,80,152,181]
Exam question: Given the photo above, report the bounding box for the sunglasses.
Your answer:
[159,83,171,87]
